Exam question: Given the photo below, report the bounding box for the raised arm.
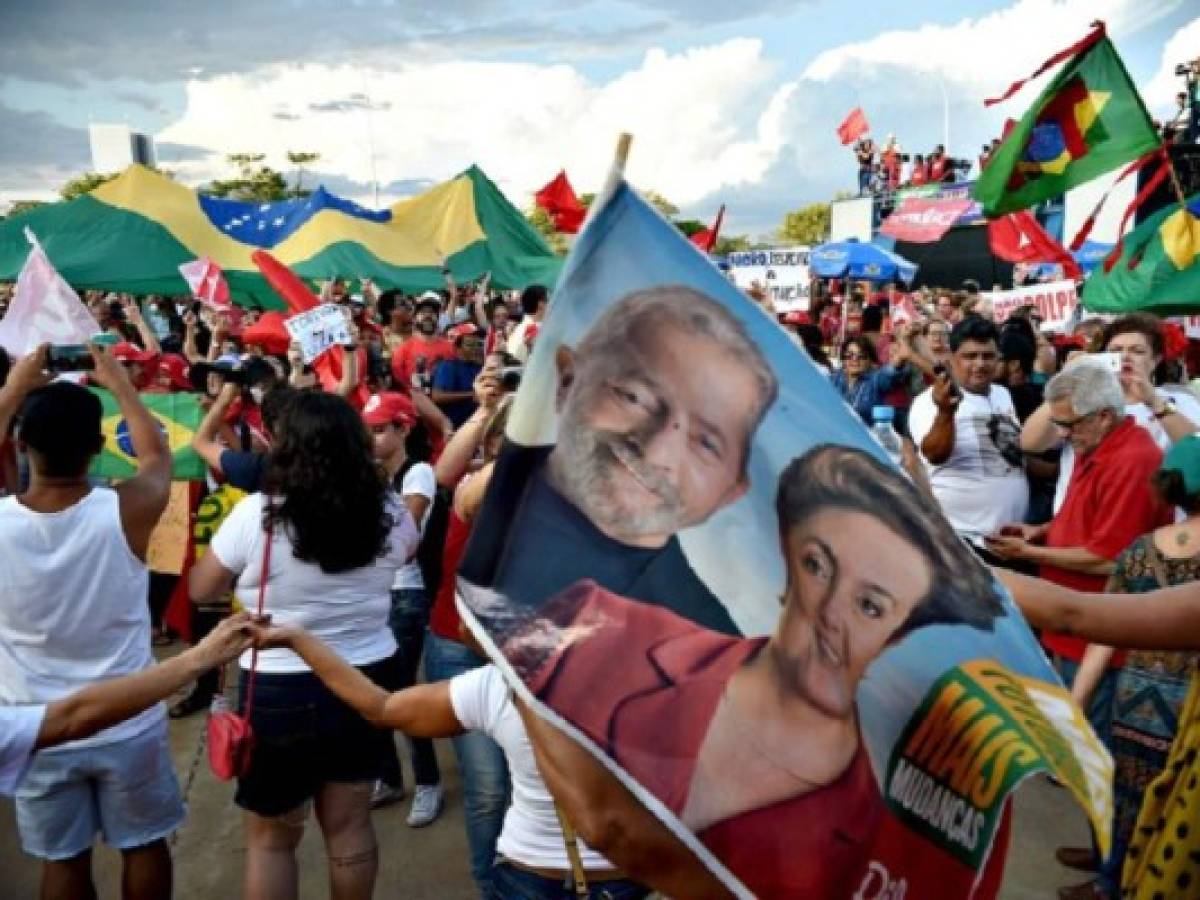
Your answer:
[191,381,240,473]
[919,371,960,465]
[90,344,171,560]
[0,345,53,448]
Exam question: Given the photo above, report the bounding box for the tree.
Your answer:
[2,200,48,219]
[206,153,290,203]
[639,189,678,218]
[525,207,570,256]
[285,151,321,197]
[778,202,831,245]
[60,172,119,201]
[714,235,752,255]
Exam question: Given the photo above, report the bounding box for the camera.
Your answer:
[897,153,911,163]
[46,345,94,373]
[501,366,522,392]
[949,158,972,171]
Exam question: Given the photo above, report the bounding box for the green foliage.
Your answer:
[285,151,321,196]
[206,153,290,202]
[60,171,119,201]
[639,189,679,218]
[2,200,48,219]
[525,206,570,256]
[713,234,752,255]
[674,218,705,237]
[779,202,831,245]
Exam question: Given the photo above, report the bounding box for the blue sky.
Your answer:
[0,0,1196,235]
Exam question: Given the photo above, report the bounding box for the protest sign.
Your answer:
[726,246,810,313]
[146,481,191,575]
[985,279,1079,330]
[284,302,352,364]
[0,230,100,355]
[455,179,1109,899]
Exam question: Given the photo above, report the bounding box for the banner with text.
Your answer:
[985,280,1079,330]
[727,247,811,313]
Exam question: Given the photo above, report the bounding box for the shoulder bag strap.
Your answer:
[553,801,590,897]
[241,508,275,719]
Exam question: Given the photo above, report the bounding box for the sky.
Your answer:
[0,0,1196,237]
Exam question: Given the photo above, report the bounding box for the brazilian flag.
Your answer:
[89,388,205,481]
[1082,195,1200,316]
[975,33,1159,217]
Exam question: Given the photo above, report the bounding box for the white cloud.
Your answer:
[155,39,782,213]
[1143,15,1200,114]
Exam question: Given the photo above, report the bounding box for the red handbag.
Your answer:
[208,512,274,781]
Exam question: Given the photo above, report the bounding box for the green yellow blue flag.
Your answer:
[89,388,205,481]
[974,26,1160,217]
[1082,195,1200,316]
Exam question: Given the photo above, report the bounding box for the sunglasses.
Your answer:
[842,351,867,361]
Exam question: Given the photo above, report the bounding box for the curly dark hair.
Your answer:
[776,444,1003,639]
[262,391,393,573]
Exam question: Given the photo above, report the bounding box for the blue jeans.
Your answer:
[425,631,510,897]
[1055,655,1119,897]
[488,861,649,900]
[380,588,441,788]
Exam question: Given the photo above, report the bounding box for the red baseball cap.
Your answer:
[361,392,417,429]
[110,341,159,365]
[156,354,193,391]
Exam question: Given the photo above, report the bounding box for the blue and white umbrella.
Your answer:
[809,237,918,283]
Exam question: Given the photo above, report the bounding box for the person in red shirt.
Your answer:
[908,154,928,186]
[390,296,455,393]
[986,359,1170,742]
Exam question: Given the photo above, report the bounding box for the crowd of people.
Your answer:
[3,262,1200,900]
[791,278,1200,900]
[852,133,978,195]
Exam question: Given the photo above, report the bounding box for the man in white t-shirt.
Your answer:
[0,344,181,898]
[1,616,253,797]
[505,284,549,364]
[909,316,1029,548]
[253,623,649,897]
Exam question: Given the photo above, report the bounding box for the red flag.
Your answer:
[988,211,1082,279]
[689,205,725,253]
[836,107,869,146]
[178,257,231,311]
[535,170,587,234]
[891,293,919,327]
[251,250,370,408]
[879,197,973,243]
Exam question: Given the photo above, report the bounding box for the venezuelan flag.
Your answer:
[1082,195,1200,316]
[975,32,1159,217]
[0,165,561,308]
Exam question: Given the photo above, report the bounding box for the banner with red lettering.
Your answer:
[880,198,975,243]
[985,280,1079,331]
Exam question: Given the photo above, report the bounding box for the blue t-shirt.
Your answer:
[431,358,482,428]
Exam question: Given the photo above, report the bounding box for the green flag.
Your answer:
[1082,195,1200,316]
[974,32,1159,217]
[90,388,206,481]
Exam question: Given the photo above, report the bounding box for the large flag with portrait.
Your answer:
[456,175,1112,898]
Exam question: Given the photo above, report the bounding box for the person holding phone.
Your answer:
[908,316,1028,554]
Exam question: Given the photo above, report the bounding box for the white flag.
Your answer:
[0,230,100,355]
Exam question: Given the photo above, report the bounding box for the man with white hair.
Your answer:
[986,359,1171,738]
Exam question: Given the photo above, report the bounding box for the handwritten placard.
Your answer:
[285,303,352,363]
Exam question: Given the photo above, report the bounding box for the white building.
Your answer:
[88,124,156,173]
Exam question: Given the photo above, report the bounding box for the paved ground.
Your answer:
[2,666,1095,899]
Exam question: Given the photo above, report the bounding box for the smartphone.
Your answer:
[1095,351,1123,375]
[46,345,95,373]
[932,363,961,399]
[91,332,119,347]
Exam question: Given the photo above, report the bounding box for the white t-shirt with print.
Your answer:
[909,383,1029,543]
[450,665,617,871]
[210,493,418,673]
[393,463,436,592]
[1051,386,1200,514]
[0,704,45,796]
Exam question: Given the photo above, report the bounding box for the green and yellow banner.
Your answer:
[89,388,205,481]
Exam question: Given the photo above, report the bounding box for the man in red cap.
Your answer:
[110,342,160,391]
[146,355,193,394]
[360,391,446,825]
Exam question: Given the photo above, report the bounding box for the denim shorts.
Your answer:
[234,653,402,817]
[15,718,184,860]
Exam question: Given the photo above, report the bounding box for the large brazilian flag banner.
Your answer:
[89,388,205,481]
[454,175,1112,899]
